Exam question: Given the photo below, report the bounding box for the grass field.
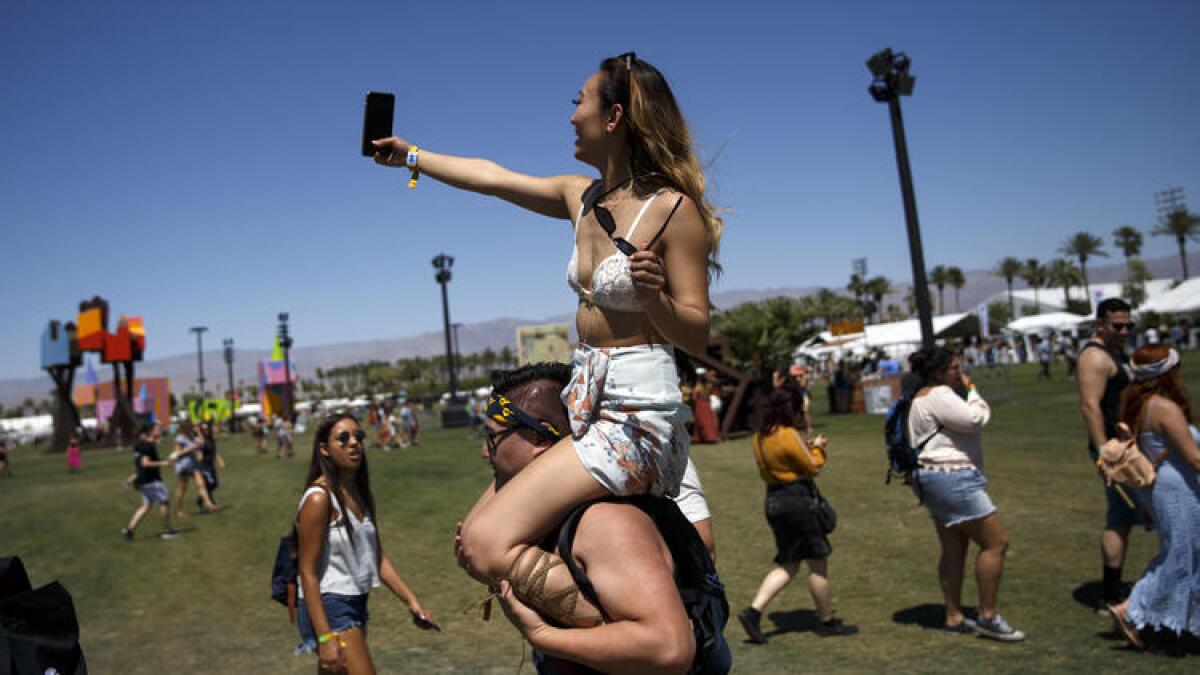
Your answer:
[3,361,1197,673]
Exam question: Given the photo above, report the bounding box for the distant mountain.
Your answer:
[3,252,1196,407]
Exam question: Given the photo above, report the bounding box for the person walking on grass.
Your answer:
[66,434,82,473]
[906,346,1024,642]
[196,421,224,506]
[376,52,720,627]
[172,420,221,519]
[738,381,856,643]
[295,413,438,673]
[1108,345,1200,649]
[122,424,180,541]
[1077,298,1143,612]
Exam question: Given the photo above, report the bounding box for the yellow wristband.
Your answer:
[317,631,337,644]
[406,146,420,189]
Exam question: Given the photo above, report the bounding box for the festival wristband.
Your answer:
[317,631,337,645]
[406,146,420,189]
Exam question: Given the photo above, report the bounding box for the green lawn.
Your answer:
[2,361,1196,673]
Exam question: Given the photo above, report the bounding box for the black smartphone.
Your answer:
[361,91,395,157]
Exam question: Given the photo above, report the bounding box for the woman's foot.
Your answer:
[1107,604,1144,650]
[814,618,858,637]
[944,617,977,634]
[737,607,767,644]
[975,614,1025,642]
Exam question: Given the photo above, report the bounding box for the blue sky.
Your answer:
[2,0,1198,379]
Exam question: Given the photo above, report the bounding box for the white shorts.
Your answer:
[563,344,692,498]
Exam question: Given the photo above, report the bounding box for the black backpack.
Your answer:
[883,391,942,494]
[557,496,730,675]
[270,532,299,624]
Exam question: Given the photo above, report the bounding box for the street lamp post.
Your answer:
[278,312,294,421]
[452,322,463,376]
[433,254,468,427]
[189,326,209,396]
[868,47,934,348]
[223,338,236,434]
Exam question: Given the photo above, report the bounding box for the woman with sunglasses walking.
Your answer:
[295,414,438,673]
[374,52,720,628]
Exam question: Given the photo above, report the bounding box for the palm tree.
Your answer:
[846,274,866,315]
[1021,258,1047,313]
[1112,225,1142,262]
[1048,258,1083,312]
[1122,259,1152,308]
[946,266,966,312]
[865,276,892,323]
[1152,208,1200,279]
[1058,231,1108,310]
[929,265,949,315]
[994,257,1023,321]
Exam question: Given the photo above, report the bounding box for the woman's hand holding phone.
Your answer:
[372,137,411,168]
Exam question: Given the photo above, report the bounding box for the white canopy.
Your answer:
[1137,278,1200,314]
[864,313,972,347]
[1006,312,1091,334]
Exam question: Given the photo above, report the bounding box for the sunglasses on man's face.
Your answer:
[1109,321,1135,332]
[484,426,521,460]
[335,430,367,446]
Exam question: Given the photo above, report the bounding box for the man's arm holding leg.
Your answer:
[498,504,694,675]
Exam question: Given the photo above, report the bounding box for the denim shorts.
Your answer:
[295,593,369,654]
[912,468,996,527]
[139,480,169,505]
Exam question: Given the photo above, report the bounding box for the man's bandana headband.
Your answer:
[1132,348,1181,382]
[486,392,564,442]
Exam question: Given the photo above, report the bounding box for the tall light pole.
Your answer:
[433,254,467,427]
[278,312,294,421]
[452,322,463,377]
[868,47,934,348]
[223,338,236,433]
[189,326,209,396]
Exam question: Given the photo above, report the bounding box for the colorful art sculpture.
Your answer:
[73,377,170,426]
[43,296,146,449]
[258,336,298,420]
[40,320,83,453]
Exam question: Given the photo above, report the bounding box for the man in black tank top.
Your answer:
[1076,298,1140,609]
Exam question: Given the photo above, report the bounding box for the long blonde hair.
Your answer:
[599,53,723,277]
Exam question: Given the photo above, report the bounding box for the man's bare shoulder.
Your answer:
[1077,341,1115,372]
[568,502,672,565]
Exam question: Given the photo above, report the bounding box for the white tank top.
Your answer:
[295,486,381,598]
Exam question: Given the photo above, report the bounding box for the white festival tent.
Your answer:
[1005,312,1092,335]
[1136,278,1200,314]
[795,313,975,363]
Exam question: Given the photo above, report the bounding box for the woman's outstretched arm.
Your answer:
[372,137,589,220]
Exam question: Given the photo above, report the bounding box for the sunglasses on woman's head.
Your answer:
[335,430,366,446]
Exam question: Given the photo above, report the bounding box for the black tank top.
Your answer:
[1081,341,1131,449]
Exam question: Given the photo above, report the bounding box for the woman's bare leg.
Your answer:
[957,514,1009,621]
[173,476,190,518]
[191,471,218,510]
[460,437,608,626]
[337,627,375,675]
[749,562,800,613]
[805,558,833,622]
[935,521,970,626]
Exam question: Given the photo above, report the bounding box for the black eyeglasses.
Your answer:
[335,430,366,446]
[1109,322,1135,332]
[484,426,521,460]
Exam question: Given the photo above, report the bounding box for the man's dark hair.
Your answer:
[1096,297,1131,322]
[490,363,572,435]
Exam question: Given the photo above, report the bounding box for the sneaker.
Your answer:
[944,618,977,634]
[121,527,134,541]
[158,530,182,540]
[814,618,859,637]
[975,614,1025,642]
[737,607,768,644]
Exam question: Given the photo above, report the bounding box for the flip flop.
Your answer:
[1106,604,1144,650]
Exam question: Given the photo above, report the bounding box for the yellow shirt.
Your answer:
[752,426,826,485]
